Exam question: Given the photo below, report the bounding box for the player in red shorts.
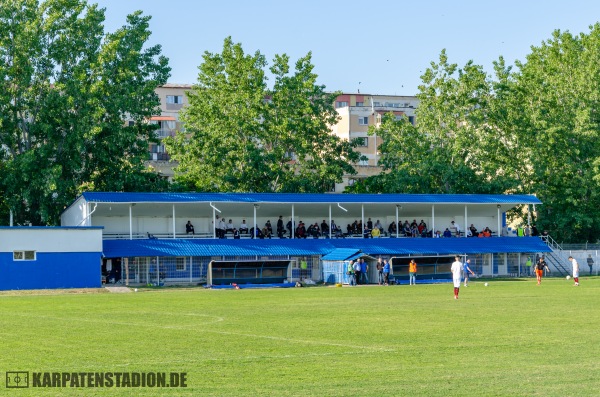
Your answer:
[535,257,549,285]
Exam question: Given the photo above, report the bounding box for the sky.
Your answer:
[92,0,600,96]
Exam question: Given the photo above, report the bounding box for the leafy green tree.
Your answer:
[513,26,600,242]
[165,37,360,193]
[350,50,514,194]
[0,0,170,225]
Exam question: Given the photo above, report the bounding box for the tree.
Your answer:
[165,37,361,193]
[0,0,170,225]
[512,26,600,242]
[350,50,515,194]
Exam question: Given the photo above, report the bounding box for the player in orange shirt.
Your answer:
[409,259,417,285]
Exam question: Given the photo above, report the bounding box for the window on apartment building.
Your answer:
[356,137,368,147]
[356,102,363,107]
[166,95,183,104]
[176,257,187,272]
[358,116,369,125]
[408,116,415,125]
[373,102,381,106]
[335,101,348,108]
[359,159,369,166]
[128,121,135,127]
[14,250,36,261]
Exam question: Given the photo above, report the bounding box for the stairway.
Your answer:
[542,236,571,276]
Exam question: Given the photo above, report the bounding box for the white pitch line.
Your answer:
[10,312,393,352]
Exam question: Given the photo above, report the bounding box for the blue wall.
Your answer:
[0,252,101,290]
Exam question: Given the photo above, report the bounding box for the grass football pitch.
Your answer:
[1,277,599,396]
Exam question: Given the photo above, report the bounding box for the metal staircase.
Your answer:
[542,236,571,276]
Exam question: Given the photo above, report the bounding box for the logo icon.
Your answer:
[6,372,29,388]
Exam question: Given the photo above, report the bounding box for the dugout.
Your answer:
[207,260,293,286]
[390,255,455,284]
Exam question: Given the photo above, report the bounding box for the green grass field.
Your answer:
[1,277,599,396]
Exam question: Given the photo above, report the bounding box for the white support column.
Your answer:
[431,205,435,237]
[129,205,133,240]
[395,205,399,238]
[329,205,332,239]
[253,205,257,238]
[464,205,468,238]
[213,208,216,239]
[497,206,501,237]
[172,205,176,239]
[189,257,193,283]
[291,204,295,240]
[361,205,364,235]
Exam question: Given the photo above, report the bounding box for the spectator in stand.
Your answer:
[233,228,240,239]
[311,223,321,238]
[374,220,384,235]
[321,220,329,237]
[363,225,371,238]
[403,222,412,237]
[217,217,226,238]
[277,216,285,238]
[371,226,380,238]
[286,219,294,238]
[226,219,234,235]
[346,224,353,236]
[265,220,273,236]
[450,221,461,237]
[185,221,195,235]
[482,227,491,237]
[541,230,549,241]
[330,220,338,234]
[351,220,359,235]
[531,224,539,237]
[434,230,442,238]
[418,220,427,236]
[367,218,373,231]
[443,228,452,238]
[468,224,478,237]
[239,219,249,234]
[296,221,307,238]
[262,224,272,239]
[388,221,397,236]
[410,223,419,237]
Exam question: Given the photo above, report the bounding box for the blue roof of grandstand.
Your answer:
[103,237,550,258]
[81,192,541,205]
[321,248,363,261]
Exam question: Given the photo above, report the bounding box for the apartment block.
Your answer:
[146,86,418,190]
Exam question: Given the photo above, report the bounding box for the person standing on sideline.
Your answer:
[535,256,549,285]
[353,260,362,285]
[376,257,384,285]
[409,259,417,285]
[347,260,356,286]
[569,256,580,286]
[360,258,369,284]
[451,256,463,299]
[587,254,594,276]
[383,259,391,286]
[463,259,476,287]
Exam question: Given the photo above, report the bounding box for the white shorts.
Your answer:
[453,277,461,288]
[573,270,579,278]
